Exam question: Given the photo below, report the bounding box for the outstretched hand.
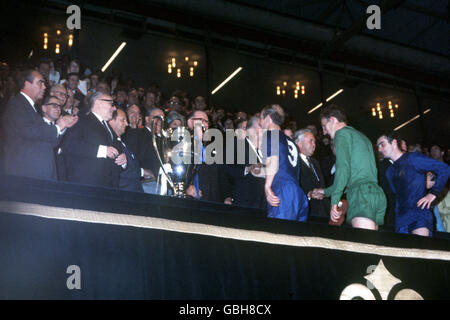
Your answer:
[308,188,325,200]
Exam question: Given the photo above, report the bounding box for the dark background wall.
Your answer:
[0,0,448,146]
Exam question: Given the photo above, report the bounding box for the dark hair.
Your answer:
[42,95,59,106]
[67,72,79,79]
[38,58,51,68]
[17,69,36,90]
[246,116,259,130]
[261,104,285,126]
[319,104,347,123]
[113,86,128,95]
[380,131,403,146]
[145,107,163,118]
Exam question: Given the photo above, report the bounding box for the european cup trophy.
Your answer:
[153,125,197,197]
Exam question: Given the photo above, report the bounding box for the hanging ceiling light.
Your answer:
[371,100,399,120]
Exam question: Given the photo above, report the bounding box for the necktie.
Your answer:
[102,120,113,142]
[308,156,320,182]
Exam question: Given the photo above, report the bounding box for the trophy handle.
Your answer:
[152,132,175,189]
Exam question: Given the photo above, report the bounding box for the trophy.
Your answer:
[153,126,197,197]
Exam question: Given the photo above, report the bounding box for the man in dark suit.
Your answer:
[225,116,266,209]
[108,108,144,193]
[185,110,232,203]
[123,107,163,194]
[61,92,126,188]
[1,70,78,180]
[294,128,330,219]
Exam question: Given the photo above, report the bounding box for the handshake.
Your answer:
[307,188,325,200]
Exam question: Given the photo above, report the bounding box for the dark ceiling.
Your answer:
[231,0,449,56]
[1,0,449,145]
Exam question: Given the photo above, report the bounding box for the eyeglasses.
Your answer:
[99,99,116,107]
[191,118,210,125]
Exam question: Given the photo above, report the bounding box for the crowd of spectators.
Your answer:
[0,56,449,235]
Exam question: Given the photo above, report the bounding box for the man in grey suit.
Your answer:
[1,70,78,180]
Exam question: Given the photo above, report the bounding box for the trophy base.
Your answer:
[173,182,188,198]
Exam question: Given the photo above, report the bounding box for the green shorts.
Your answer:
[345,182,387,226]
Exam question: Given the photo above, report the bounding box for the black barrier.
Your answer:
[0,174,449,300]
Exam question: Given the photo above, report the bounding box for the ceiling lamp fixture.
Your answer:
[276,81,306,99]
[167,55,199,79]
[371,100,399,120]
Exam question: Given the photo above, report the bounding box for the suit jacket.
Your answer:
[123,127,163,178]
[225,137,266,209]
[116,136,144,193]
[2,93,61,180]
[299,155,330,218]
[61,112,122,188]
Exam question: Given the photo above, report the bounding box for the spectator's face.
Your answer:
[376,136,395,159]
[116,91,128,104]
[260,114,271,130]
[147,109,164,134]
[194,96,206,110]
[96,94,117,121]
[145,92,156,107]
[96,82,110,95]
[137,87,145,97]
[68,75,79,90]
[42,97,62,122]
[38,63,50,81]
[400,140,407,152]
[247,121,261,142]
[188,111,209,133]
[430,146,442,160]
[297,132,316,157]
[25,71,46,101]
[126,105,141,128]
[69,61,79,73]
[128,90,139,105]
[224,119,234,130]
[320,117,337,139]
[90,75,99,87]
[51,86,68,105]
[109,109,128,137]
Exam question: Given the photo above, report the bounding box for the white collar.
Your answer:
[91,111,105,123]
[42,117,54,125]
[20,91,36,111]
[246,137,263,163]
[300,153,309,165]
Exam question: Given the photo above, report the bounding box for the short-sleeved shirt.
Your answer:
[262,130,308,221]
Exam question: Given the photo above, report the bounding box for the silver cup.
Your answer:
[153,126,197,197]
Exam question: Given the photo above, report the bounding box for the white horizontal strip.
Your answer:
[1,201,449,261]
